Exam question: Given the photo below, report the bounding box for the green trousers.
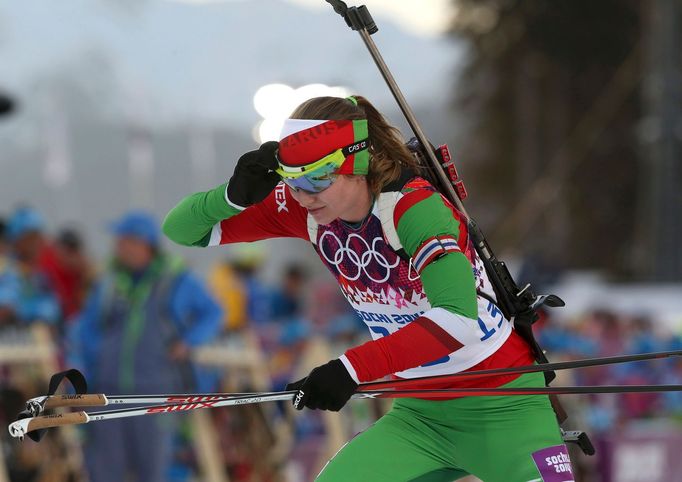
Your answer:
[317,372,569,482]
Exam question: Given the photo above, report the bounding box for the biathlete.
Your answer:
[163,95,575,482]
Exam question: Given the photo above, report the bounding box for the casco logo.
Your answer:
[319,231,399,283]
[347,140,367,153]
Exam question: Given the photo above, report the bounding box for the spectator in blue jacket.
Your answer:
[0,217,20,326]
[69,210,222,482]
[1,207,60,325]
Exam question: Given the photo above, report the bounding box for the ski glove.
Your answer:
[225,141,280,208]
[286,359,358,411]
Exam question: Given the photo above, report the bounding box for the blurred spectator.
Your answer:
[535,310,598,358]
[270,263,307,321]
[1,207,60,325]
[537,308,682,426]
[266,263,311,377]
[208,243,271,331]
[308,280,364,344]
[0,265,19,327]
[625,315,664,359]
[207,257,247,332]
[40,227,95,323]
[661,357,682,416]
[0,216,20,326]
[68,210,222,482]
[0,217,8,256]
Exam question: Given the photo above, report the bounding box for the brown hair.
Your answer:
[290,96,420,195]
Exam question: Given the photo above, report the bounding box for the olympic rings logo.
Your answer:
[319,231,399,283]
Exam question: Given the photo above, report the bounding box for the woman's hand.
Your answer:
[226,141,281,208]
[286,359,358,411]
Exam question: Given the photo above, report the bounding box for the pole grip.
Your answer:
[8,412,89,439]
[43,394,108,410]
[28,412,89,431]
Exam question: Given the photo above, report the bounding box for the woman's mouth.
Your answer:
[308,206,324,215]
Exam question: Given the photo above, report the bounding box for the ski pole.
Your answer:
[11,391,298,440]
[10,384,682,440]
[24,390,270,417]
[360,349,682,390]
[23,349,682,415]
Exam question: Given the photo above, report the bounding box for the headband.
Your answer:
[278,118,369,175]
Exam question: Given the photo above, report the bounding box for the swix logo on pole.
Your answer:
[165,396,224,403]
[146,396,222,414]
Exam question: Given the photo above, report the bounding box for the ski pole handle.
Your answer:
[9,412,90,439]
[42,394,108,410]
[24,394,108,417]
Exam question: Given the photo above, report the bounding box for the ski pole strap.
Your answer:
[47,369,88,397]
[17,368,88,442]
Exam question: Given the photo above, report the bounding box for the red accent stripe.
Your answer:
[345,316,465,382]
[389,331,535,393]
[393,189,434,228]
[344,325,534,389]
[413,316,464,352]
[404,178,431,190]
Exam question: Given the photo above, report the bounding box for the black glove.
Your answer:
[286,359,358,412]
[226,141,280,207]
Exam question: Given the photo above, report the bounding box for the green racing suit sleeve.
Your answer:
[163,183,240,247]
[163,182,309,247]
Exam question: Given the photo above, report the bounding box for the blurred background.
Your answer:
[0,0,680,481]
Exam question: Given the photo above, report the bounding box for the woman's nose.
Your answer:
[294,189,316,205]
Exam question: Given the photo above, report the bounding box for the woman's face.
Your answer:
[288,175,372,225]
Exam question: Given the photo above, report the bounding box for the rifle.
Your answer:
[324,0,593,455]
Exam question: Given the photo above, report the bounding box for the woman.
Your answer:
[163,95,574,482]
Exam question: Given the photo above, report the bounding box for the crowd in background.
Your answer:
[537,309,682,425]
[0,204,367,482]
[0,205,681,482]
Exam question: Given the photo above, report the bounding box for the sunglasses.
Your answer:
[280,163,340,194]
[275,139,369,194]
